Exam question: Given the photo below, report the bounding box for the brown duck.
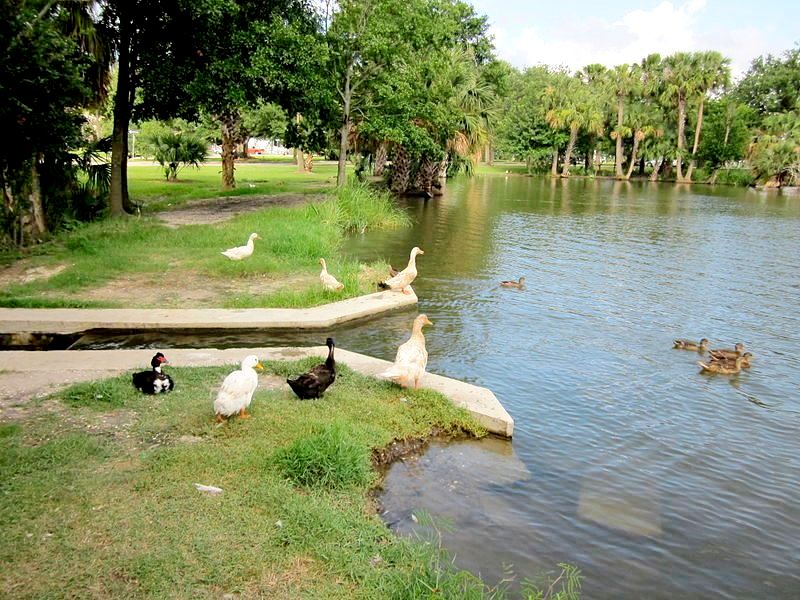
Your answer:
[673,338,709,351]
[500,276,525,289]
[698,355,746,374]
[708,343,746,360]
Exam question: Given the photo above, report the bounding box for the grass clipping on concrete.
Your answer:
[0,359,499,598]
[0,181,410,309]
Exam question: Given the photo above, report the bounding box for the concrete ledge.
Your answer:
[0,346,514,438]
[0,290,417,335]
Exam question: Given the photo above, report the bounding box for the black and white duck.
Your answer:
[287,338,337,400]
[132,352,175,394]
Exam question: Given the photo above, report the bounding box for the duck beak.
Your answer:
[255,362,264,371]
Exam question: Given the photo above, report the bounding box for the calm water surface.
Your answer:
[346,177,800,599]
[78,176,800,598]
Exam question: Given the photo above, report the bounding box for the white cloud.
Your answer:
[490,0,770,76]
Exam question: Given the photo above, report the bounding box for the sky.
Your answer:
[468,0,799,78]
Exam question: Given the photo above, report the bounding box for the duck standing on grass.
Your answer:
[380,314,433,389]
[673,338,709,351]
[214,355,263,423]
[319,258,345,291]
[287,338,337,399]
[221,233,261,261]
[378,247,424,294]
[132,352,175,394]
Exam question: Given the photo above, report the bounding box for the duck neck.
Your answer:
[153,366,162,373]
[320,260,327,275]
[325,344,335,368]
[407,251,418,270]
[411,321,426,342]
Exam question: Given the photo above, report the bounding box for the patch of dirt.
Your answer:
[157,193,326,228]
[76,270,316,308]
[0,262,68,287]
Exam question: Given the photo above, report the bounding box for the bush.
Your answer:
[715,168,755,186]
[272,422,373,490]
[307,181,411,233]
[151,133,207,181]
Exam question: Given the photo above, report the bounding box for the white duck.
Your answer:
[221,233,261,261]
[319,258,344,291]
[380,314,433,388]
[378,246,424,294]
[214,355,264,422]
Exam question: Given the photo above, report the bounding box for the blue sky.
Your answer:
[469,0,799,77]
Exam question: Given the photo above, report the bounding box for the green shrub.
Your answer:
[151,132,207,181]
[715,168,755,186]
[272,422,373,489]
[308,181,411,233]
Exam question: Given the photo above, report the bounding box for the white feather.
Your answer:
[221,233,260,261]
[319,258,344,291]
[213,355,261,416]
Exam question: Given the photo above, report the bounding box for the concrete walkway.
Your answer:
[0,346,514,437]
[0,290,417,335]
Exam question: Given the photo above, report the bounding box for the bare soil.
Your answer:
[0,262,68,288]
[156,193,325,228]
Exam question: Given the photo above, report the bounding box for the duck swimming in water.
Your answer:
[287,338,337,399]
[673,338,709,351]
[132,352,175,394]
[708,343,746,360]
[698,355,746,375]
[500,276,525,288]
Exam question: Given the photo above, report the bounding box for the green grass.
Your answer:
[128,161,338,211]
[0,182,408,309]
[0,361,493,598]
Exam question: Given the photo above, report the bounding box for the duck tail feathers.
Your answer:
[377,281,390,290]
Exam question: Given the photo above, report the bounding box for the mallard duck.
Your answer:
[378,247,424,294]
[708,343,746,360]
[221,232,261,261]
[287,338,336,399]
[319,258,344,291]
[673,338,709,351]
[698,355,746,374]
[709,352,753,369]
[214,355,263,422]
[500,276,525,288]
[380,314,433,389]
[132,352,175,394]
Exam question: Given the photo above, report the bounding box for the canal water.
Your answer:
[71,175,800,598]
[344,176,800,599]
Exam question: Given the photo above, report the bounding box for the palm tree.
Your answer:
[624,103,663,179]
[660,52,697,182]
[685,51,731,181]
[544,75,604,177]
[606,64,640,178]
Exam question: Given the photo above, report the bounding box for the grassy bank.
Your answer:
[0,183,409,309]
[0,359,491,598]
[128,161,338,211]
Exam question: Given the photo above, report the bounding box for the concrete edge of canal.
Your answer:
[0,289,418,335]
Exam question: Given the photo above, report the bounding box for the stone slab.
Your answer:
[0,346,514,437]
[0,290,417,335]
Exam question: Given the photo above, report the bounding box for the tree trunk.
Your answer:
[29,158,46,238]
[303,152,313,173]
[336,62,353,187]
[295,148,304,171]
[550,148,559,177]
[412,156,438,198]
[676,96,687,182]
[638,155,646,176]
[373,143,388,176]
[561,125,578,177]
[525,156,532,175]
[709,169,718,184]
[650,157,663,181]
[390,146,411,194]
[437,156,449,180]
[110,13,131,217]
[625,134,642,180]
[686,96,705,182]
[614,98,625,178]
[220,116,237,190]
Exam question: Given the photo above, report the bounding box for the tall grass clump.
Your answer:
[272,421,373,490]
[308,181,411,233]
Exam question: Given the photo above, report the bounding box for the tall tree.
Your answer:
[660,52,698,182]
[685,51,731,181]
[605,64,639,178]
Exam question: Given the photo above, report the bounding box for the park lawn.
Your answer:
[0,359,494,599]
[129,161,339,211]
[0,183,408,309]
